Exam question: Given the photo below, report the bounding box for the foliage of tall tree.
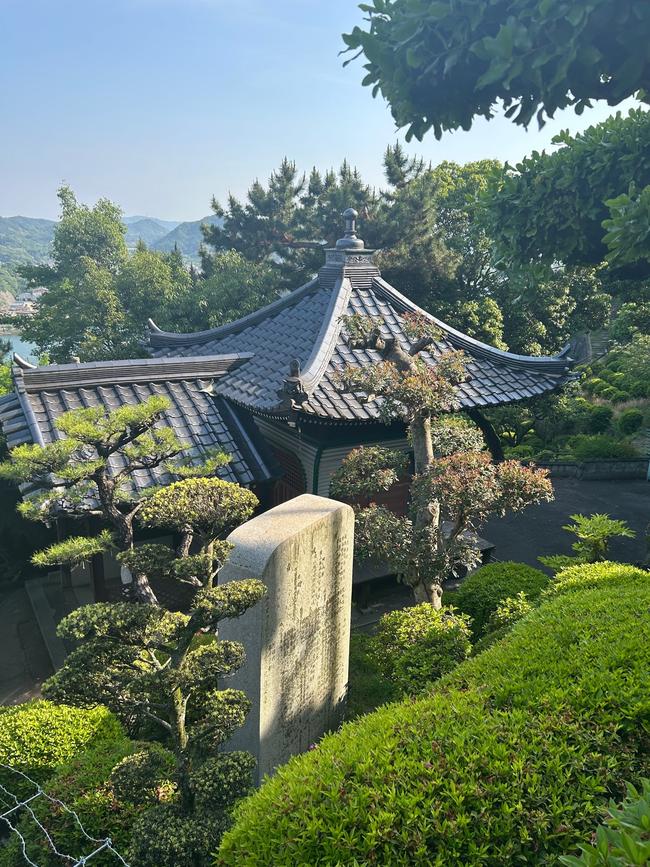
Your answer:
[202,159,377,287]
[0,396,230,604]
[13,187,194,362]
[375,155,509,347]
[42,477,264,867]
[485,109,650,270]
[197,250,281,329]
[331,312,553,605]
[343,0,650,140]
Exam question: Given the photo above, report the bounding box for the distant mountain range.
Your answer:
[0,213,224,297]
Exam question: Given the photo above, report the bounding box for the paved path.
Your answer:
[484,478,649,568]
[0,585,52,705]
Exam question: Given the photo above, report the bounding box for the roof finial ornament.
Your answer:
[336,207,365,251]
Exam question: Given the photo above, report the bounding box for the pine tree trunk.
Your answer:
[132,570,159,605]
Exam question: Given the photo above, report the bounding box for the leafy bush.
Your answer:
[587,405,614,434]
[0,701,122,801]
[217,565,650,866]
[372,604,471,696]
[453,561,549,637]
[540,514,636,571]
[569,435,639,461]
[346,632,395,718]
[486,591,533,632]
[546,561,649,598]
[0,737,149,867]
[619,409,645,436]
[561,779,650,866]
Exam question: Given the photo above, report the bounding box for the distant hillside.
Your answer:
[0,212,222,295]
[0,216,56,296]
[125,218,176,248]
[123,215,179,230]
[152,215,223,260]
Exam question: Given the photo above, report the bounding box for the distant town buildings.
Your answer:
[0,286,47,318]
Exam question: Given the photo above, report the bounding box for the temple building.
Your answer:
[0,211,575,596]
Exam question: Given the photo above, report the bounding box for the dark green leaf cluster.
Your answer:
[486,109,650,268]
[329,445,407,499]
[216,564,650,865]
[343,2,650,141]
[109,742,176,805]
[453,560,549,637]
[561,779,650,866]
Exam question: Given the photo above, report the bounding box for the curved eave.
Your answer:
[148,276,319,347]
[372,277,575,375]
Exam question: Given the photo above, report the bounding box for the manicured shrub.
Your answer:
[0,701,122,801]
[453,561,549,637]
[587,405,614,434]
[618,408,645,436]
[560,779,650,866]
[629,380,649,399]
[0,737,150,867]
[216,565,650,866]
[372,604,471,696]
[504,444,534,459]
[570,435,639,461]
[546,561,649,598]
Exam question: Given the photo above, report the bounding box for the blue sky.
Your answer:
[0,0,638,221]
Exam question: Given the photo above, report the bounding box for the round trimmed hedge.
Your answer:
[216,564,650,866]
[0,701,122,802]
[547,560,649,598]
[452,561,549,637]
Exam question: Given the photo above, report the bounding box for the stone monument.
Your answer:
[217,494,354,782]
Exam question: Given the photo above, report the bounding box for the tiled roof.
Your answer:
[149,247,575,423]
[0,355,277,492]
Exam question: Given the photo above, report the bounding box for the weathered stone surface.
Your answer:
[218,494,354,781]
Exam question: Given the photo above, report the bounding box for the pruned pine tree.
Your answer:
[331,312,553,606]
[42,483,265,867]
[0,396,230,604]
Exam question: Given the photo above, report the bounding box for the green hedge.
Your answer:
[372,603,471,696]
[0,701,122,802]
[453,561,549,637]
[547,561,649,598]
[0,737,147,867]
[216,564,650,866]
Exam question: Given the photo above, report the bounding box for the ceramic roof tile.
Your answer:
[143,258,575,423]
[0,360,277,492]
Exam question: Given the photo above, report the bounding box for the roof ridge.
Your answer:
[148,276,321,347]
[372,276,573,374]
[297,276,353,396]
[15,353,254,393]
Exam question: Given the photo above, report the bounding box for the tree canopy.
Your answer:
[486,108,650,270]
[343,0,650,140]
